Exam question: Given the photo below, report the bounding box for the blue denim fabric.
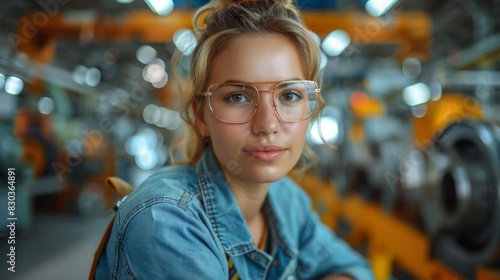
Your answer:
[95,147,373,280]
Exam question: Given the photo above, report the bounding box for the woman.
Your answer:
[95,0,373,279]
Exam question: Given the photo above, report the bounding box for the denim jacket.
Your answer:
[95,147,373,280]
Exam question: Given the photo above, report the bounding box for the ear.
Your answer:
[193,100,210,137]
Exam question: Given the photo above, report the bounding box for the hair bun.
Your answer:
[229,0,300,15]
[193,0,302,35]
[227,0,294,4]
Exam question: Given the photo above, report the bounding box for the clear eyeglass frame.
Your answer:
[200,80,321,124]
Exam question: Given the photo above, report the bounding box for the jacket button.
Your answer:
[250,253,260,262]
[286,275,295,280]
[272,260,279,266]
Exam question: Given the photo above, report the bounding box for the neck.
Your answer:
[220,168,270,247]
[233,183,269,223]
[229,179,269,247]
[222,170,269,223]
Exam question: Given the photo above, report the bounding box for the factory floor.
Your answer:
[0,211,113,280]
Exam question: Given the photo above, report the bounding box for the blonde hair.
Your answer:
[173,0,325,166]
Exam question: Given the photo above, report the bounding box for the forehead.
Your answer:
[208,33,306,85]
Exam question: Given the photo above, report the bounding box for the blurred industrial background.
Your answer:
[0,0,499,279]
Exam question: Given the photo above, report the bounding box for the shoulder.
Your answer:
[116,164,203,225]
[133,164,198,199]
[103,165,227,279]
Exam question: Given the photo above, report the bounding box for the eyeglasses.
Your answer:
[200,80,320,124]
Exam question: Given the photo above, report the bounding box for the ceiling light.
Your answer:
[310,117,340,145]
[143,104,162,124]
[38,97,55,115]
[135,151,158,170]
[5,77,24,95]
[143,64,165,83]
[136,45,157,64]
[365,0,398,17]
[173,29,197,56]
[403,83,431,107]
[321,30,350,57]
[152,73,168,88]
[85,67,101,87]
[73,65,87,85]
[145,0,174,16]
[142,58,166,84]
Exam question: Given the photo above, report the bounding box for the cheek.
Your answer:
[208,123,252,169]
[284,122,310,145]
[208,120,250,149]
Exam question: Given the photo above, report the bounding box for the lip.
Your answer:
[244,145,286,161]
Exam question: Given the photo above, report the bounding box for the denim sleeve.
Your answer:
[118,201,227,280]
[296,195,374,280]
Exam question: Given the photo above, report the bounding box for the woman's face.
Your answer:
[197,33,310,185]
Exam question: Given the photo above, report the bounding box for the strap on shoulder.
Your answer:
[105,176,134,199]
[88,177,134,280]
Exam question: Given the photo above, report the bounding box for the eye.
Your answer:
[225,92,250,104]
[280,91,302,103]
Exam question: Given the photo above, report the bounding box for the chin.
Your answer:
[242,165,292,184]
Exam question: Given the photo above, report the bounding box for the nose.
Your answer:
[251,92,281,135]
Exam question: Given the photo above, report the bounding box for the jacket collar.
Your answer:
[196,147,297,259]
[196,147,255,256]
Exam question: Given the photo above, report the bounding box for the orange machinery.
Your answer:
[292,171,500,280]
